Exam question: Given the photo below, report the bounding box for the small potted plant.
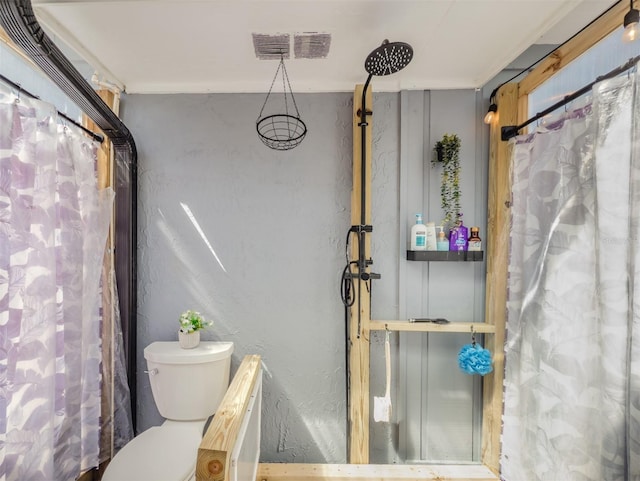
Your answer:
[178,310,214,349]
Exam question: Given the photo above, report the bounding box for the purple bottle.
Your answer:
[449,215,469,251]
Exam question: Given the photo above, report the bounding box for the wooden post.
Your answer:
[348,84,372,464]
[481,83,518,473]
[518,0,632,99]
[83,89,119,467]
[196,355,261,481]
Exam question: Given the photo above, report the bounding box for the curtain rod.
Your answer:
[0,71,104,144]
[501,54,640,141]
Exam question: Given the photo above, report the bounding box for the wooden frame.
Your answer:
[197,354,262,481]
[342,5,626,475]
[257,463,498,480]
[481,1,628,474]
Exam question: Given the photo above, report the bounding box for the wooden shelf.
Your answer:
[370,320,496,333]
[407,250,484,261]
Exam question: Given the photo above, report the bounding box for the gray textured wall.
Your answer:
[121,88,486,464]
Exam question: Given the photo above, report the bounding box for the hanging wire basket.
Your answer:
[256,55,307,151]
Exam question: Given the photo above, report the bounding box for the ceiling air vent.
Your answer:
[252,33,290,60]
[294,32,331,59]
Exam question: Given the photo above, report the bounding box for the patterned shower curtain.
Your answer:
[0,85,114,480]
[501,71,640,480]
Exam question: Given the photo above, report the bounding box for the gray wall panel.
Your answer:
[122,87,488,464]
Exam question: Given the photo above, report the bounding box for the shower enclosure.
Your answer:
[501,66,640,481]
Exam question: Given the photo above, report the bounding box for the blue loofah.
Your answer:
[458,343,493,376]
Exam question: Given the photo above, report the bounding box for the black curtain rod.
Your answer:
[502,54,640,141]
[0,71,104,143]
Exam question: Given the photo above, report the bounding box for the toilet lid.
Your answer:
[144,341,234,364]
[103,421,205,481]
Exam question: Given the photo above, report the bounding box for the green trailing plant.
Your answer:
[433,134,461,230]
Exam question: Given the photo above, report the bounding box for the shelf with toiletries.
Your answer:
[408,213,483,261]
[369,320,495,334]
[406,250,484,262]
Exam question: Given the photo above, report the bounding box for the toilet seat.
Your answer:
[102,420,206,481]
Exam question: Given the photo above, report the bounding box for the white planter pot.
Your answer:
[178,330,200,349]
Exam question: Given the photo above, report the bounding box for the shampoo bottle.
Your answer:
[410,214,427,250]
[425,222,437,251]
[450,215,469,251]
[436,226,449,251]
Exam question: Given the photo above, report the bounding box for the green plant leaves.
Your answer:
[432,134,461,230]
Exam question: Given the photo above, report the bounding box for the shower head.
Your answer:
[364,39,413,76]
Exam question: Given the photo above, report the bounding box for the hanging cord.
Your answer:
[0,71,104,143]
[281,54,301,119]
[256,54,302,122]
[340,229,358,307]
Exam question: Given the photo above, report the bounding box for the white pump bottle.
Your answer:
[410,214,427,250]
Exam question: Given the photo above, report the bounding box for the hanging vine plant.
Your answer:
[433,134,461,230]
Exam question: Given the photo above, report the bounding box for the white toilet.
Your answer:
[103,341,234,481]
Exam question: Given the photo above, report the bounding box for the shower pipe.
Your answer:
[502,54,640,141]
[349,40,413,335]
[342,40,413,461]
[0,0,139,428]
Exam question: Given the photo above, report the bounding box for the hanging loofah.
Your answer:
[458,342,493,376]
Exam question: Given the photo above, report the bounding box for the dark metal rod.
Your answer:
[360,73,372,230]
[0,71,104,143]
[502,54,640,141]
[355,73,373,340]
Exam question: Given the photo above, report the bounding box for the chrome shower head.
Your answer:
[364,39,413,76]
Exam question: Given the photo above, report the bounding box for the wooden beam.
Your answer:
[83,89,120,461]
[348,84,373,464]
[370,320,496,333]
[256,463,499,481]
[481,83,519,473]
[518,1,630,97]
[197,355,262,481]
[0,26,36,68]
[84,89,117,190]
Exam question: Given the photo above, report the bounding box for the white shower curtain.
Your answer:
[0,85,114,480]
[501,70,640,481]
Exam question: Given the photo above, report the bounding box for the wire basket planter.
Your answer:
[256,55,307,151]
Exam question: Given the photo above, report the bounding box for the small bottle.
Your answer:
[410,214,427,250]
[436,226,449,251]
[468,227,482,251]
[425,222,437,251]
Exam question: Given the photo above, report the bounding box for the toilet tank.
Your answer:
[144,341,234,420]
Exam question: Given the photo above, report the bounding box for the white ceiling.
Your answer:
[32,0,618,94]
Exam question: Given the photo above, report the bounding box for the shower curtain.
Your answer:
[501,70,640,480]
[0,85,117,480]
